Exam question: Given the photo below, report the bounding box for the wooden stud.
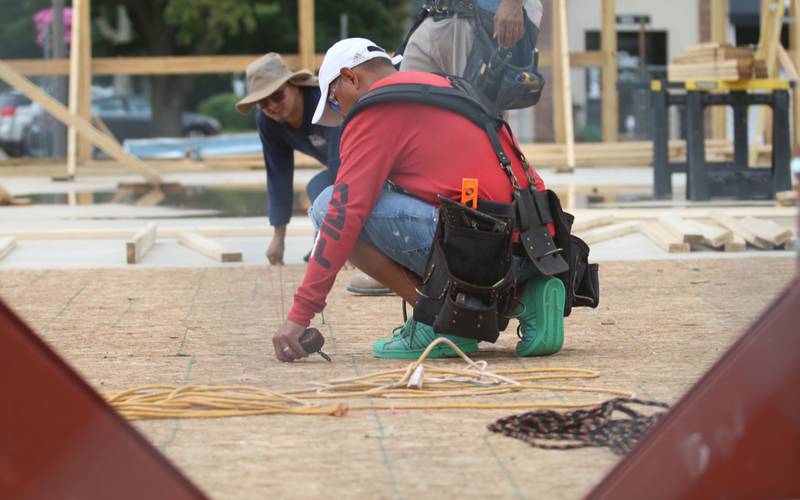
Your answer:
[775,190,798,206]
[298,0,316,71]
[0,237,17,261]
[67,0,93,172]
[687,219,733,248]
[750,0,786,166]
[3,54,323,76]
[640,222,691,253]
[0,60,163,185]
[711,214,792,249]
[126,223,158,264]
[553,0,575,171]
[576,221,640,245]
[724,233,748,252]
[783,237,796,251]
[601,0,618,143]
[572,215,614,233]
[710,0,729,140]
[177,232,242,263]
[657,215,705,245]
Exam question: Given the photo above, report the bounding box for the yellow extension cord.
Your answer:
[107,337,634,420]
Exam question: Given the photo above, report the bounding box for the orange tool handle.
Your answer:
[461,178,478,208]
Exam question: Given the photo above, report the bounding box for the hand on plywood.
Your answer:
[273,320,309,362]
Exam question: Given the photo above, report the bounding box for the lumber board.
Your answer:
[0,60,162,184]
[601,0,618,142]
[177,232,242,263]
[298,0,315,71]
[576,222,640,245]
[571,215,615,233]
[776,190,798,206]
[724,234,748,252]
[126,223,157,264]
[657,215,704,244]
[710,214,782,249]
[739,216,793,246]
[0,237,17,261]
[686,220,733,248]
[554,0,574,171]
[1,54,327,76]
[640,222,691,253]
[783,237,797,251]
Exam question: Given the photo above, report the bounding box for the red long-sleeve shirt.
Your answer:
[288,72,547,326]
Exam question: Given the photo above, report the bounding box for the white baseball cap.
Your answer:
[312,37,403,127]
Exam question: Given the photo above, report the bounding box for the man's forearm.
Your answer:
[272,224,287,240]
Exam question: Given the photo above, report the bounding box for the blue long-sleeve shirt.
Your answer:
[257,86,341,226]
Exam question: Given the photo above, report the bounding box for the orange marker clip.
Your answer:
[461,178,479,208]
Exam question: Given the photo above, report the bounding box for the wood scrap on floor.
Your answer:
[639,222,691,253]
[0,237,17,261]
[126,223,158,264]
[177,232,242,263]
[710,214,793,249]
[576,222,640,245]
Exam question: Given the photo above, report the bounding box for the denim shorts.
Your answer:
[309,184,437,276]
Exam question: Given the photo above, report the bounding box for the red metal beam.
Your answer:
[0,300,206,500]
[587,278,800,499]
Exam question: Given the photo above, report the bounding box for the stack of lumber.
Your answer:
[571,212,795,254]
[668,43,767,82]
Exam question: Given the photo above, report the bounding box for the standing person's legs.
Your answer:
[399,15,474,76]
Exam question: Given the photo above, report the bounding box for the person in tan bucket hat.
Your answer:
[237,53,390,294]
[236,53,341,266]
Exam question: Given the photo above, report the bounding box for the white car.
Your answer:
[0,92,40,157]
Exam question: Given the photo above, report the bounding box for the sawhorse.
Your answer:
[652,79,792,201]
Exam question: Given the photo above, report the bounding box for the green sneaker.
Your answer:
[372,318,479,359]
[515,277,565,357]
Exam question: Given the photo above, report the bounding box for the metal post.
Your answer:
[652,85,671,197]
[732,91,749,170]
[772,89,792,193]
[686,91,710,201]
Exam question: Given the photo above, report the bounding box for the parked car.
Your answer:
[92,95,222,141]
[3,91,222,157]
[0,91,40,156]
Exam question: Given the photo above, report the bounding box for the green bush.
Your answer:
[198,93,256,132]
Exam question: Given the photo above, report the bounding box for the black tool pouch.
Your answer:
[414,196,515,343]
[514,187,569,277]
[545,190,600,316]
[464,8,545,110]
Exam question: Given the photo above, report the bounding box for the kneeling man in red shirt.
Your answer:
[271,37,564,362]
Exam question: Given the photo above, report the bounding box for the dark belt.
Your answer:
[426,0,477,17]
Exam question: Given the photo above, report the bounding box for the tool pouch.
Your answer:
[414,196,516,342]
[464,7,545,110]
[544,190,600,316]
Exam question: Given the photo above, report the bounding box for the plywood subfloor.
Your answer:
[0,258,795,499]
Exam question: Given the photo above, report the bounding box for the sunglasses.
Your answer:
[327,78,341,114]
[261,86,286,106]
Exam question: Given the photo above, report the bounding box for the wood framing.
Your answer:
[686,219,734,248]
[0,60,162,184]
[299,0,315,71]
[750,0,786,165]
[68,0,93,171]
[601,0,618,143]
[553,0,575,171]
[177,232,243,263]
[126,223,158,264]
[710,0,729,140]
[2,54,325,76]
[0,237,17,261]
